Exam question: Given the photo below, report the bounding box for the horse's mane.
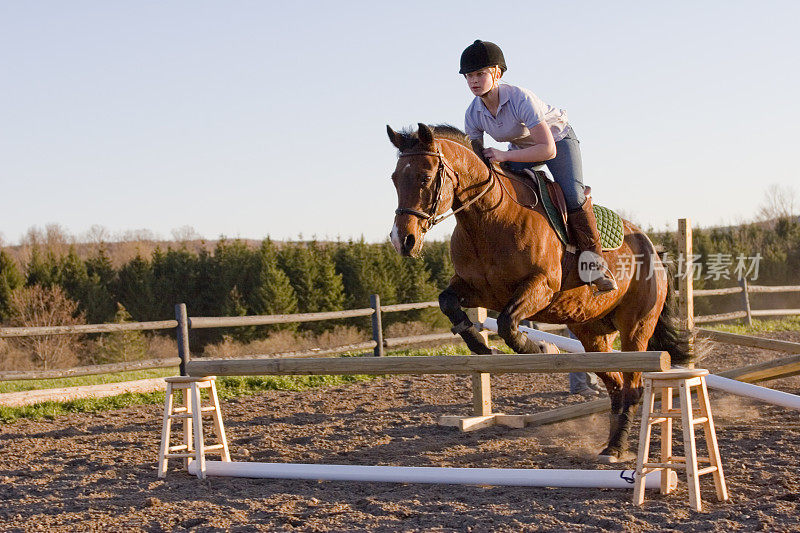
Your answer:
[396,124,472,151]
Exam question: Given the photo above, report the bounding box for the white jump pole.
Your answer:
[705,374,800,410]
[483,317,800,411]
[188,461,675,489]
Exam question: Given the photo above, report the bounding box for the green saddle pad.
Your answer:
[534,172,624,251]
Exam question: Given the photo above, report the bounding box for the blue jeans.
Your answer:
[507,125,586,211]
[564,327,599,393]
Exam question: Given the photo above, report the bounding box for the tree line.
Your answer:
[0,238,454,346]
[1,214,797,344]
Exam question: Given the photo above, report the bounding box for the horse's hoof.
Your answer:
[539,341,559,354]
[597,449,636,464]
[597,454,620,464]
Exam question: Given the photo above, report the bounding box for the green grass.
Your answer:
[0,367,179,394]
[702,316,800,335]
[0,344,477,424]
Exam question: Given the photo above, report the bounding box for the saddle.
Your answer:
[498,163,624,252]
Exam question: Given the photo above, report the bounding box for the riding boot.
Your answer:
[567,198,618,293]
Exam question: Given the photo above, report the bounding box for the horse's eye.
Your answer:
[421,175,432,183]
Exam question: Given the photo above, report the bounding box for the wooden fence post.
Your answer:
[466,307,492,417]
[176,303,191,376]
[739,277,753,326]
[678,219,694,331]
[678,218,695,361]
[370,294,384,357]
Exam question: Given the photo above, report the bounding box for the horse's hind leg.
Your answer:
[496,275,555,354]
[439,280,493,355]
[569,323,631,461]
[594,310,660,461]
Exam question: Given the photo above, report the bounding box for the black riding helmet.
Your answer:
[459,39,507,74]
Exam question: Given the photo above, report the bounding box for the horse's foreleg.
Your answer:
[496,275,554,354]
[439,281,493,355]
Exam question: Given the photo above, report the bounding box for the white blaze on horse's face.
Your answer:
[390,224,402,254]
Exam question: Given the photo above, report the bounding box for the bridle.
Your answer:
[394,147,494,231]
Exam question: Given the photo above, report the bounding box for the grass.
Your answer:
[0,367,179,394]
[702,316,800,335]
[0,344,476,424]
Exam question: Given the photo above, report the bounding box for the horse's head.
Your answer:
[387,123,457,257]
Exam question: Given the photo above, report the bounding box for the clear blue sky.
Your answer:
[1,1,798,245]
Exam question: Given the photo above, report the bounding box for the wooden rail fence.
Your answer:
[1,217,796,384]
[677,218,800,328]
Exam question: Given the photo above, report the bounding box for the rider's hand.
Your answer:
[483,148,507,163]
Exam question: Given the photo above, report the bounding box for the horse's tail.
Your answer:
[647,269,694,366]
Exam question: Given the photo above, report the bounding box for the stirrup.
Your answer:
[592,276,618,294]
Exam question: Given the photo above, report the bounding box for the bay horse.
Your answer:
[387,123,691,462]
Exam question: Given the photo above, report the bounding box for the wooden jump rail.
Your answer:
[185,351,670,377]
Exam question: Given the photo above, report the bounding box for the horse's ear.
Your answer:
[387,125,404,150]
[417,123,434,146]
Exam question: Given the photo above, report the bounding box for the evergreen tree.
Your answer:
[57,247,89,305]
[114,254,157,320]
[98,303,148,363]
[26,246,59,287]
[249,239,298,317]
[278,241,344,315]
[0,250,23,321]
[151,247,198,319]
[422,240,454,290]
[84,247,117,323]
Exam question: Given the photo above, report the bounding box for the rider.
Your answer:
[460,39,617,293]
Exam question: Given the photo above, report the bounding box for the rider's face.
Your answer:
[464,67,498,97]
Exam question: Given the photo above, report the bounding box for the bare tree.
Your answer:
[83,224,111,244]
[171,225,202,243]
[757,184,798,222]
[9,285,86,369]
[117,228,160,242]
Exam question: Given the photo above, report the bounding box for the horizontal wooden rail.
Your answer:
[380,301,439,313]
[384,332,459,348]
[693,287,743,296]
[716,353,800,383]
[188,309,374,328]
[694,311,747,324]
[186,351,670,377]
[0,320,179,338]
[751,308,800,317]
[697,329,800,353]
[747,285,800,293]
[694,284,800,296]
[0,357,181,381]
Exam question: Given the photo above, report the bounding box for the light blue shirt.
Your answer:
[464,84,569,150]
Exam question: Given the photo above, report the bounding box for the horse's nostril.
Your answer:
[403,234,416,253]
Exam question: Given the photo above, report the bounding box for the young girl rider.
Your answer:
[460,39,617,293]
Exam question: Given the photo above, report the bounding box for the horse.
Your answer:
[386,123,691,462]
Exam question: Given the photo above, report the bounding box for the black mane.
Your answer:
[396,124,471,151]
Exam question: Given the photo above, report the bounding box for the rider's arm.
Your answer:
[497,122,556,162]
[465,111,492,166]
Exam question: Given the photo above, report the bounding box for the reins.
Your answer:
[394,140,542,230]
[395,148,494,230]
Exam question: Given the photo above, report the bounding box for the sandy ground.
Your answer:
[1,332,799,532]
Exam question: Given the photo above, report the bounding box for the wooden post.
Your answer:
[466,307,491,416]
[677,218,694,334]
[176,303,191,376]
[739,277,753,326]
[370,294,384,357]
